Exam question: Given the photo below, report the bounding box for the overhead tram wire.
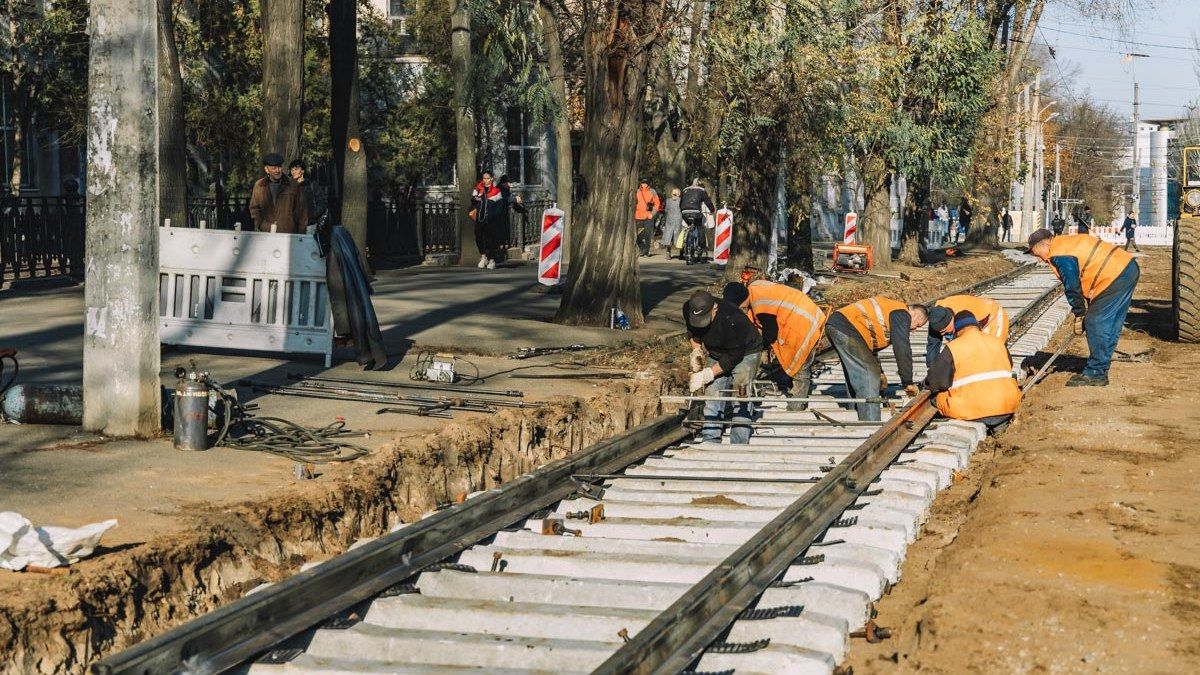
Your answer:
[1039,25,1200,53]
[1011,36,1196,63]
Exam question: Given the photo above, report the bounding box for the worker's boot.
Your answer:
[1066,373,1108,387]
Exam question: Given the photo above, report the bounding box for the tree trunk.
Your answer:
[861,180,894,271]
[725,133,780,280]
[327,0,369,262]
[158,0,187,229]
[555,5,662,327]
[898,176,928,265]
[537,2,573,261]
[786,195,814,274]
[451,0,479,264]
[260,0,304,162]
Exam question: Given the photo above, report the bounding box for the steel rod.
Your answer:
[287,373,525,398]
[661,395,902,404]
[573,473,823,484]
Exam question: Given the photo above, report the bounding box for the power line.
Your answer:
[1011,37,1196,63]
[1039,25,1200,52]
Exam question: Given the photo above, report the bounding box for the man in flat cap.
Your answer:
[249,152,308,234]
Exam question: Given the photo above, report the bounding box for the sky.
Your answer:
[1037,0,1200,122]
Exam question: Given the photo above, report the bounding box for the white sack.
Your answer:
[0,511,117,571]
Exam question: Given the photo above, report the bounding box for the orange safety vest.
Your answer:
[745,280,827,377]
[1047,234,1134,300]
[935,295,1009,342]
[934,326,1022,420]
[835,296,908,351]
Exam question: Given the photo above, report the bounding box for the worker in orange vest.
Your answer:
[825,296,929,421]
[1027,228,1139,386]
[925,311,1022,431]
[925,294,1009,367]
[634,178,662,257]
[723,280,826,410]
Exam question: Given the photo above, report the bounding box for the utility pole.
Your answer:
[1131,81,1140,216]
[1054,142,1061,219]
[83,0,161,436]
[1022,71,1039,237]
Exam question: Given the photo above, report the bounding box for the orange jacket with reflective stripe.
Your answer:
[745,280,827,377]
[934,326,1022,420]
[934,295,1009,342]
[835,296,907,351]
[1047,234,1134,300]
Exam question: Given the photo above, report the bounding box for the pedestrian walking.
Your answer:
[661,188,683,258]
[949,206,960,243]
[1051,211,1065,235]
[1027,228,1140,386]
[1076,206,1093,235]
[1121,210,1140,252]
[249,153,308,234]
[471,170,505,269]
[1001,207,1013,242]
[680,179,715,264]
[494,174,526,264]
[634,178,661,257]
[289,159,326,229]
[958,200,973,242]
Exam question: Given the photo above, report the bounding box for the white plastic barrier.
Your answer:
[1092,225,1173,247]
[159,224,333,366]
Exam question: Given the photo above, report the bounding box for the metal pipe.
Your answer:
[286,373,525,398]
[573,473,822,485]
[660,395,902,404]
[682,419,885,428]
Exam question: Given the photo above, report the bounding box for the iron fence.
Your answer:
[0,195,85,287]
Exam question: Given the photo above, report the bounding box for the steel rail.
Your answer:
[595,268,1063,675]
[92,414,688,675]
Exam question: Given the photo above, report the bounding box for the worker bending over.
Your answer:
[825,296,928,421]
[1027,228,1139,386]
[925,311,1022,431]
[722,279,826,411]
[925,294,1008,367]
[684,290,763,443]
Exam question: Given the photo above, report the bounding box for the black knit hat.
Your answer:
[722,282,749,307]
[953,310,980,333]
[928,305,954,333]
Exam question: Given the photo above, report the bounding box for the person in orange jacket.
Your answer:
[723,280,826,411]
[1027,228,1139,386]
[635,178,662,257]
[825,296,929,421]
[925,310,1022,432]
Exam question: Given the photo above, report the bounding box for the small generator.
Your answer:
[832,243,875,274]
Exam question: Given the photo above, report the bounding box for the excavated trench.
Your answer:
[0,374,675,675]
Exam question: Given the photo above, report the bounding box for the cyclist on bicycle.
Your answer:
[680,179,715,265]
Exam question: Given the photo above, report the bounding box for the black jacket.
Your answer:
[680,185,715,214]
[686,299,762,374]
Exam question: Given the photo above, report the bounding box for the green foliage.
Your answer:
[0,0,90,144]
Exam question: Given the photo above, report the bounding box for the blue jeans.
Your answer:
[1083,261,1139,377]
[701,352,761,444]
[826,324,882,421]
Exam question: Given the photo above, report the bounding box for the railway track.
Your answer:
[96,265,1069,675]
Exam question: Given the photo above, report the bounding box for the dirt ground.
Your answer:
[846,247,1200,674]
[0,250,1017,674]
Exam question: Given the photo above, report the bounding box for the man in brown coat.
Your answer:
[249,153,308,233]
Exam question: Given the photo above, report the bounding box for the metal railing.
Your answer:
[0,195,85,287]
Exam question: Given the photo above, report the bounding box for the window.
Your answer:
[388,0,410,34]
[505,108,540,185]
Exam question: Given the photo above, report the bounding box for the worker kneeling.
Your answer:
[825,296,928,421]
[1027,228,1139,387]
[925,311,1022,431]
[925,294,1008,368]
[684,290,763,444]
[722,280,826,411]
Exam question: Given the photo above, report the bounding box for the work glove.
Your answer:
[689,347,707,374]
[689,367,716,393]
[904,384,919,396]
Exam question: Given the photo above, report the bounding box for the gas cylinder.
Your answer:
[1,384,84,424]
[173,375,210,451]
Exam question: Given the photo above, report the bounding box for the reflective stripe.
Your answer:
[748,292,824,374]
[988,306,1007,337]
[853,298,887,350]
[949,370,1014,390]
